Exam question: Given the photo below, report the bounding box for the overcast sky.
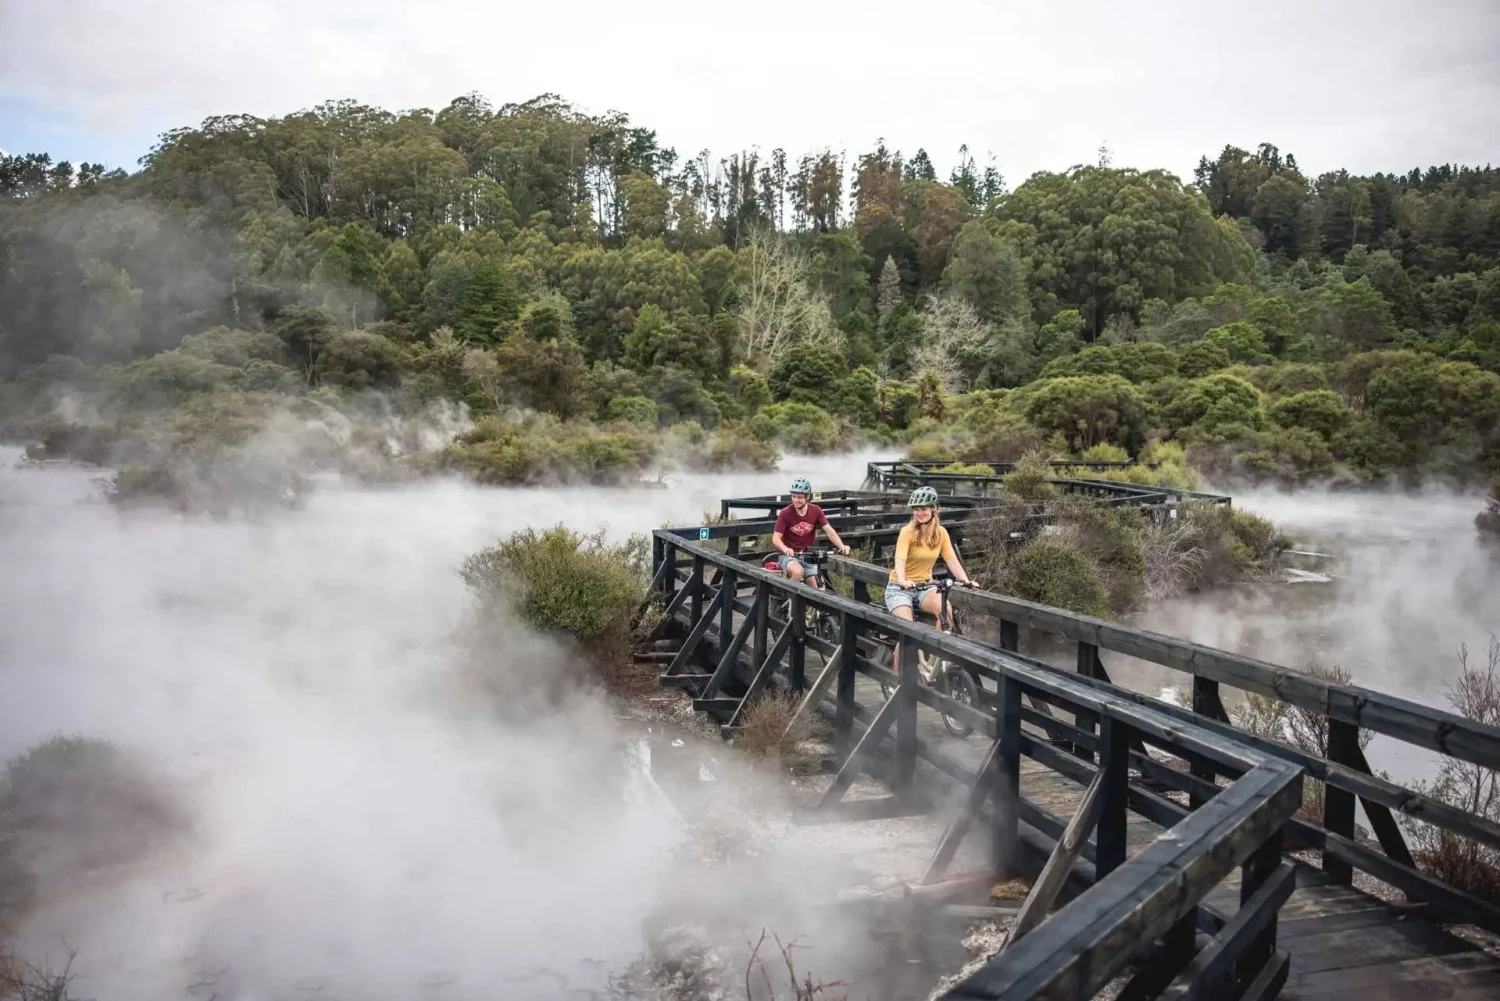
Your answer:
[2,0,1497,185]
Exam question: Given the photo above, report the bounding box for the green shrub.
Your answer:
[0,735,185,873]
[318,329,404,389]
[938,461,995,475]
[1077,443,1130,463]
[1177,339,1232,378]
[958,409,1047,462]
[460,526,648,658]
[906,438,954,463]
[679,427,779,472]
[1479,477,1500,541]
[750,402,842,454]
[1171,503,1290,588]
[1002,453,1057,500]
[1270,390,1352,441]
[1008,538,1111,618]
[605,395,660,428]
[178,327,286,367]
[1055,502,1147,612]
[432,416,658,485]
[1165,373,1266,437]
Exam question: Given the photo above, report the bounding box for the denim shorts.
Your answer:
[884,580,937,612]
[777,553,819,577]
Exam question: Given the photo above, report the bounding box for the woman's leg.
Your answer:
[917,588,946,628]
[890,604,913,672]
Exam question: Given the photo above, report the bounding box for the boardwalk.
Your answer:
[646,514,1500,1001]
[855,670,1500,1000]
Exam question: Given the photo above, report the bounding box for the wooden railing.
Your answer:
[819,553,1500,936]
[651,531,1307,1000]
[863,459,1234,509]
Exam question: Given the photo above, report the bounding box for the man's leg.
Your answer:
[785,558,806,582]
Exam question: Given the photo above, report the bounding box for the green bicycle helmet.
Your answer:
[790,477,812,495]
[907,485,940,508]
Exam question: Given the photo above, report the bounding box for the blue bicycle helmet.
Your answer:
[790,477,812,495]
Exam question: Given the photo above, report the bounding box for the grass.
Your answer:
[734,690,826,772]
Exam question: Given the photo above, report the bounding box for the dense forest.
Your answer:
[1,93,1498,500]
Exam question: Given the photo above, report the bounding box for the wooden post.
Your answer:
[1323,719,1360,885]
[1097,715,1130,877]
[752,582,769,677]
[896,632,918,791]
[662,541,678,604]
[993,675,1023,878]
[651,535,664,595]
[1075,642,1101,764]
[1235,835,1283,989]
[718,566,735,657]
[1190,676,1221,809]
[689,555,704,627]
[836,612,858,756]
[854,578,870,605]
[789,593,806,691]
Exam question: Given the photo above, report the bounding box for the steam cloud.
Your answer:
[0,447,893,999]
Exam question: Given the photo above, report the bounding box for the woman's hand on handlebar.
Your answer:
[961,579,981,590]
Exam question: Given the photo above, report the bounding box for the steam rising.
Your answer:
[0,447,891,999]
[5,444,1494,995]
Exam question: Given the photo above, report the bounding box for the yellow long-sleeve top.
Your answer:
[889,523,956,583]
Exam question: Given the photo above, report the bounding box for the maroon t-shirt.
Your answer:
[774,503,829,553]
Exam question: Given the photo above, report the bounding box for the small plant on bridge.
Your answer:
[461,526,650,662]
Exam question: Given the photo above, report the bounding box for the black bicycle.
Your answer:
[765,547,839,648]
[877,577,984,737]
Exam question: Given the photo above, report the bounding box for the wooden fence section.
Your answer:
[820,553,1500,937]
[646,507,1500,1000]
[649,531,1308,1001]
[862,459,1235,509]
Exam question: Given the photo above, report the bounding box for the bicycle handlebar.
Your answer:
[898,578,981,591]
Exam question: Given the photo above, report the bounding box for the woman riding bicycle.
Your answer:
[771,478,851,587]
[886,486,979,677]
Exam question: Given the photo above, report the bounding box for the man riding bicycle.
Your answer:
[771,478,851,586]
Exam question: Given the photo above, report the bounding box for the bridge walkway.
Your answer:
[642,526,1500,1000]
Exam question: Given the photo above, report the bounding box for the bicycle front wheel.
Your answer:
[940,667,978,738]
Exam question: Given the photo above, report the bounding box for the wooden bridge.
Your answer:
[861,459,1234,510]
[639,492,1500,1001]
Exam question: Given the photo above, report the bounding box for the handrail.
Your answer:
[651,531,1305,999]
[862,461,1233,507]
[820,550,1500,932]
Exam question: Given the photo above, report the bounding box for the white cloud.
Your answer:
[2,0,1498,179]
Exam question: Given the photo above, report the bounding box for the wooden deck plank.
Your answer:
[1284,948,1500,999]
[1285,921,1474,976]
